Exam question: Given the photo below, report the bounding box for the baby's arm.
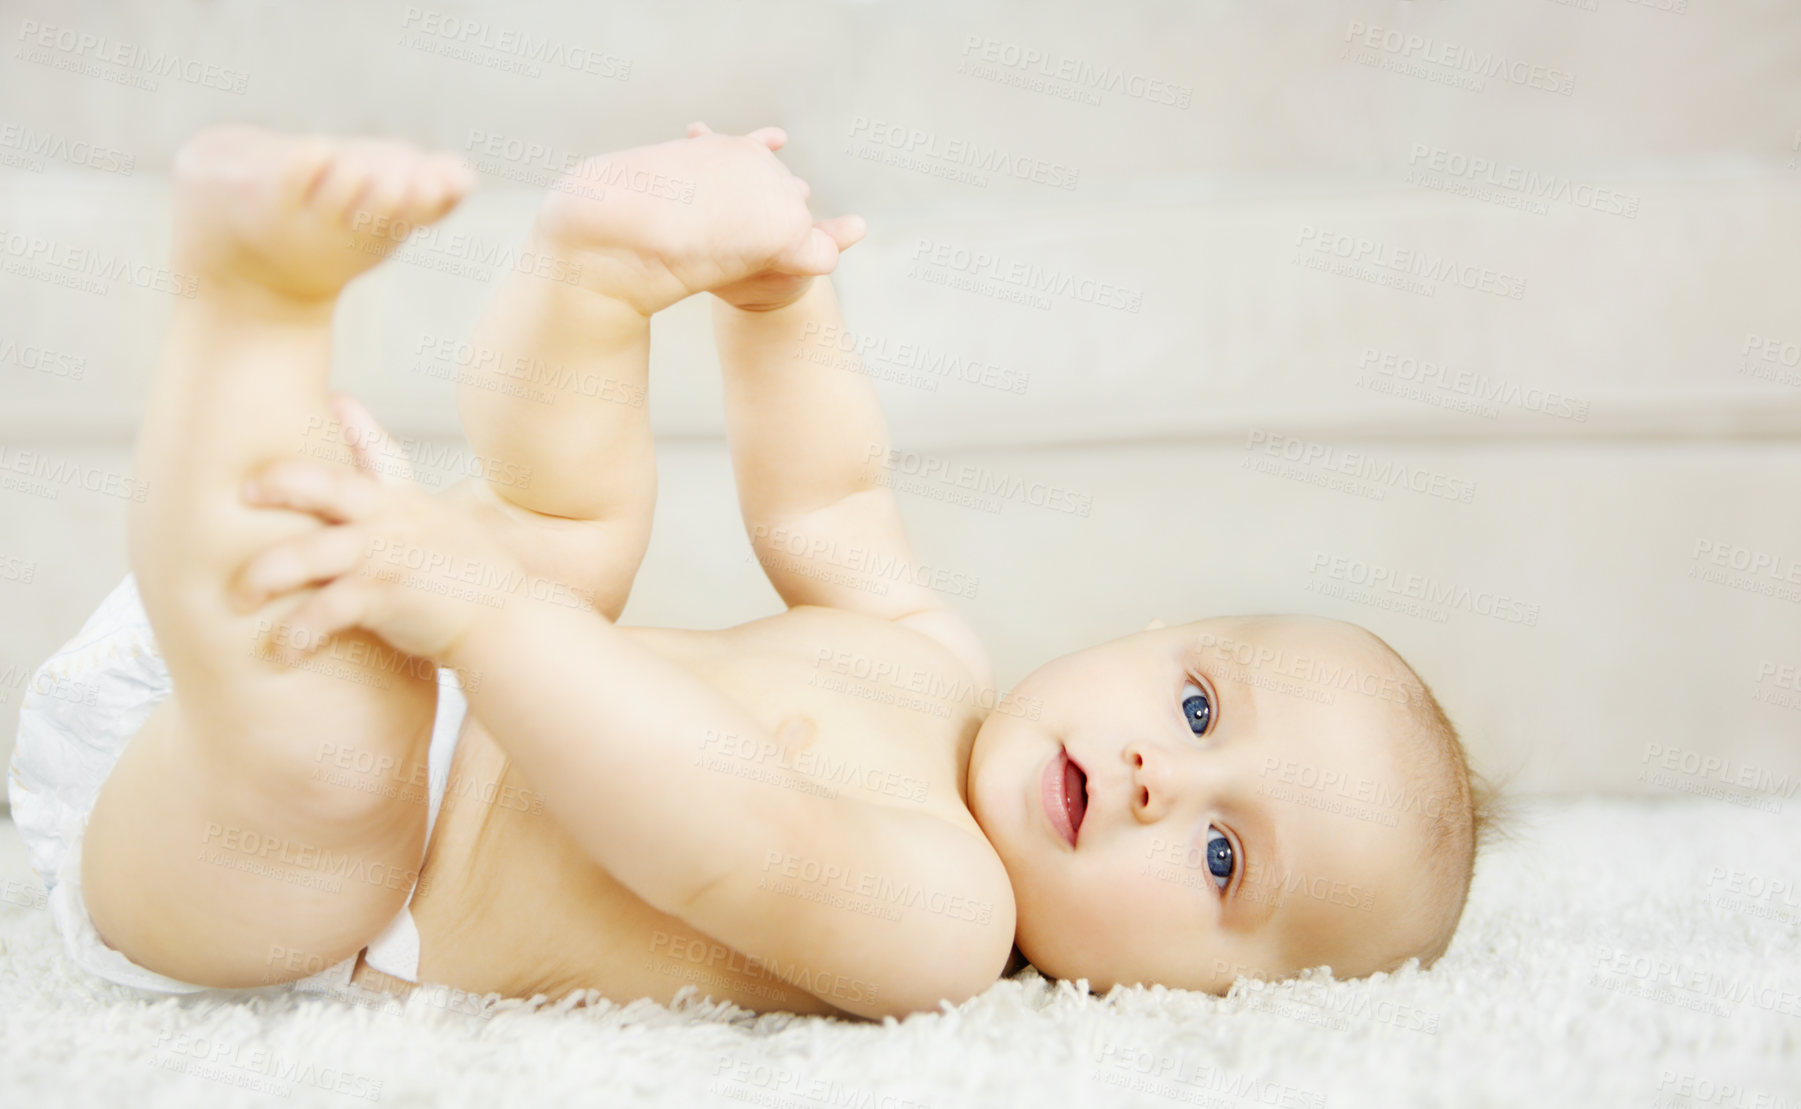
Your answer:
[715,281,994,689]
[446,261,653,620]
[444,123,852,620]
[235,461,1014,1016]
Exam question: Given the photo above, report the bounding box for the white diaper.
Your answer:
[6,574,466,994]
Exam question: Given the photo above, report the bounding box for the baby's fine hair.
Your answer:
[1364,627,1501,967]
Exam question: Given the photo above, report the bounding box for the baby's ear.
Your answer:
[1143,618,1166,631]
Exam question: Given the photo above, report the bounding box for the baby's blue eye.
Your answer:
[1180,681,1212,736]
[1205,826,1234,891]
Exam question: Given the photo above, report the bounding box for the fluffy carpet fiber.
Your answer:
[1,794,1797,1108]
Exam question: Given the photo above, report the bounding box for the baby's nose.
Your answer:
[1124,741,1175,823]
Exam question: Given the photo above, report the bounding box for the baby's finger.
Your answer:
[232,525,368,612]
[775,226,844,277]
[815,215,867,252]
[243,460,385,524]
[266,577,371,664]
[746,126,786,151]
[791,175,812,201]
[329,391,414,487]
[686,121,713,138]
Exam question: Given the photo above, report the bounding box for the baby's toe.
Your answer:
[281,137,336,205]
[353,149,416,228]
[408,155,473,222]
[312,149,379,222]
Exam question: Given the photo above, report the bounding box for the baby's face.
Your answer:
[967,615,1442,993]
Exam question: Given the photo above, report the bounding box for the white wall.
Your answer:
[2,0,1799,802]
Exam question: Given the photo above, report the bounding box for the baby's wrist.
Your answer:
[436,585,518,677]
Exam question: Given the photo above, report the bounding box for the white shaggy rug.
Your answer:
[1,794,1797,1108]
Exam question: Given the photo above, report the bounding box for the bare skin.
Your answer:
[404,611,991,1013]
[83,123,1452,1018]
[83,123,1012,1017]
[83,127,474,987]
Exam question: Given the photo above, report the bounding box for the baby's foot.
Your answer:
[172,125,473,304]
[532,126,844,314]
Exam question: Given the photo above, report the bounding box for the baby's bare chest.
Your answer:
[679,610,987,811]
[411,607,989,1009]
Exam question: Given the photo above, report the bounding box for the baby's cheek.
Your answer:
[1116,851,1207,920]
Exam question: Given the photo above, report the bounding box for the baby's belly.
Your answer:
[404,717,846,1015]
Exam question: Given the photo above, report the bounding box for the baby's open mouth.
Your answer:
[1041,748,1089,848]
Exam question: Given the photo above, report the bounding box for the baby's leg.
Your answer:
[82,126,471,986]
[441,166,664,621]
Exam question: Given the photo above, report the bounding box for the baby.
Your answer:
[8,123,1487,1018]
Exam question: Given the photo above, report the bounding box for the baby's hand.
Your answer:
[536,123,864,314]
[232,397,525,666]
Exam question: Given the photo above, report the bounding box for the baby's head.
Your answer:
[967,614,1486,994]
